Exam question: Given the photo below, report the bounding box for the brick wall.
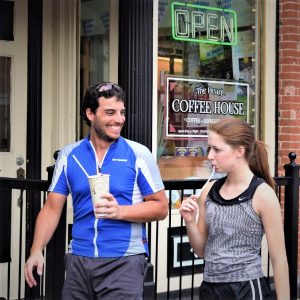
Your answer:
[278,0,300,170]
[278,0,300,281]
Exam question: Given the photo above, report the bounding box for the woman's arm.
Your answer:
[179,181,214,257]
[254,184,290,300]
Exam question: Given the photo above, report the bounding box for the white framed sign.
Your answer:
[165,76,249,139]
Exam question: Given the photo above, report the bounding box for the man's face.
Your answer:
[87,96,126,142]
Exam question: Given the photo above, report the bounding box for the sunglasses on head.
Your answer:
[97,82,122,93]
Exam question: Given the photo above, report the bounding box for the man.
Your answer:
[24,82,168,299]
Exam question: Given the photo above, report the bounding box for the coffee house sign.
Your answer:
[171,2,237,45]
[165,76,249,138]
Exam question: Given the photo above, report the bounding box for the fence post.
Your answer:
[284,152,299,300]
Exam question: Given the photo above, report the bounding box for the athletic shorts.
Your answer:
[199,277,275,300]
[61,253,148,300]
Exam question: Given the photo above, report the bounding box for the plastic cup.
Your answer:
[88,174,110,218]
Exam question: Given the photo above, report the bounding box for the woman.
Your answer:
[179,118,289,300]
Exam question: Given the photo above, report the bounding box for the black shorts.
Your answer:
[199,277,274,300]
[61,253,148,300]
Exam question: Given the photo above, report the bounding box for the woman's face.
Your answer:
[207,131,241,173]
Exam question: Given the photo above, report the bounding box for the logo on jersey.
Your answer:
[112,158,128,162]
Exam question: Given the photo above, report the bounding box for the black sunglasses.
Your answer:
[97,82,122,93]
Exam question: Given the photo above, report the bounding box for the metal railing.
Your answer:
[0,177,49,300]
[0,153,299,300]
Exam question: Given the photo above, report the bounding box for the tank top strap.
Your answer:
[246,176,265,199]
[208,175,265,206]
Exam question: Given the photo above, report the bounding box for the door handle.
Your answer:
[17,167,25,179]
[16,167,25,208]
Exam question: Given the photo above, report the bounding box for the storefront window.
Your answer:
[80,0,110,137]
[157,0,259,181]
[0,57,11,152]
[0,1,14,41]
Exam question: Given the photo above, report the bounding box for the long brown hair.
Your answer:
[209,118,275,189]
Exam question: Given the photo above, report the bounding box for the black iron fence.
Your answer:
[0,153,299,300]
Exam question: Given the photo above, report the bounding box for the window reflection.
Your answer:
[0,57,11,152]
[80,0,110,138]
[157,0,258,180]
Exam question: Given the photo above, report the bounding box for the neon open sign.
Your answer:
[171,2,237,46]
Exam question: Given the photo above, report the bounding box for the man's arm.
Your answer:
[94,189,168,223]
[121,189,168,222]
[24,192,67,287]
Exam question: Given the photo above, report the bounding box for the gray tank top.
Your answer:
[204,176,265,282]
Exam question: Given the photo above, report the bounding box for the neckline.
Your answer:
[211,175,257,205]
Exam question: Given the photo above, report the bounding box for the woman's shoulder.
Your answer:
[254,181,277,198]
[253,182,279,215]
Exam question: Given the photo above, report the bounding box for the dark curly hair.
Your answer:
[81,82,126,127]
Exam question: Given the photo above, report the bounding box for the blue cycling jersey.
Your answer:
[49,136,164,258]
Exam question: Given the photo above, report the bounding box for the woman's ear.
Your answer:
[236,146,245,158]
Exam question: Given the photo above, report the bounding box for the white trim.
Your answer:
[42,0,77,179]
[172,236,204,267]
[249,279,256,300]
[93,219,99,257]
[257,278,263,300]
[263,1,276,175]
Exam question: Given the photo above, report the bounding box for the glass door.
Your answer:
[0,0,28,298]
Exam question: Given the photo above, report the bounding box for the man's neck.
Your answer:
[89,132,115,161]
